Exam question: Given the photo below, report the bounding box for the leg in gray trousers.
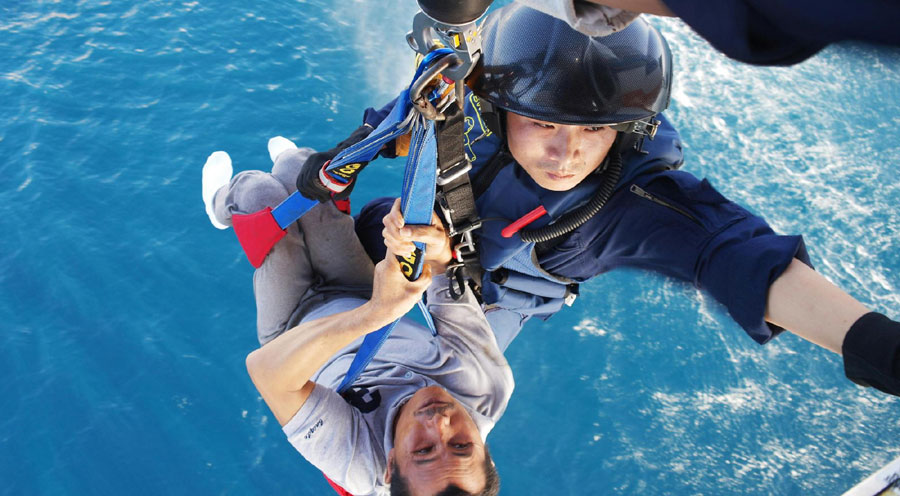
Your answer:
[211,146,375,345]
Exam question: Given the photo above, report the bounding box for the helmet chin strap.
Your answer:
[592,134,618,176]
[478,97,505,138]
[594,123,651,176]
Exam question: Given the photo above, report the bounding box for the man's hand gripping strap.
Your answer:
[337,107,439,394]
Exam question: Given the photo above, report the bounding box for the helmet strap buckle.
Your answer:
[611,118,659,139]
[608,118,660,154]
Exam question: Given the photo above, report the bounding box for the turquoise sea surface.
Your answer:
[2,1,899,494]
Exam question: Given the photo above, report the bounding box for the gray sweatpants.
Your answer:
[211,147,375,345]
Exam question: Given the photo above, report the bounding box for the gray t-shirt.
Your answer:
[282,275,514,496]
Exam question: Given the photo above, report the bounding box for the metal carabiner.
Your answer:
[409,53,462,121]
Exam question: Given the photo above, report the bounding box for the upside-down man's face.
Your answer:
[387,385,487,494]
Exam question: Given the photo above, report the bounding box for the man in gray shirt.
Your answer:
[202,137,512,495]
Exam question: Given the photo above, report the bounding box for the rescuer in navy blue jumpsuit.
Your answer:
[309,5,900,396]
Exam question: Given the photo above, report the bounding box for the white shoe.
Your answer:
[268,136,297,164]
[202,151,233,230]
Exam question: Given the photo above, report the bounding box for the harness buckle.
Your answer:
[449,219,482,239]
[564,284,580,306]
[436,191,481,238]
[452,230,478,262]
[442,226,482,300]
[436,159,472,186]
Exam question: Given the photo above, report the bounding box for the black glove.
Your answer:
[843,312,900,397]
[296,124,373,203]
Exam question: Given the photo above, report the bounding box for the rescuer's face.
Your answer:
[506,111,617,192]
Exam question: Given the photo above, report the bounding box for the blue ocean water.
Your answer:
[2,1,899,494]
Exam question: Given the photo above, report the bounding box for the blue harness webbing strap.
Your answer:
[270,50,454,231]
[325,89,416,181]
[270,194,318,230]
[264,50,450,394]
[269,91,415,230]
[336,53,456,393]
[337,115,439,393]
[417,299,437,335]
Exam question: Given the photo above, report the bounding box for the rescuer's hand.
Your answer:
[295,124,373,203]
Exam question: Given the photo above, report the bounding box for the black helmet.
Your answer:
[470,4,672,128]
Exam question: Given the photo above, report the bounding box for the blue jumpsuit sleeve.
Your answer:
[542,170,811,344]
[660,0,900,65]
[695,200,812,344]
[354,196,394,263]
[362,97,398,129]
[644,171,812,343]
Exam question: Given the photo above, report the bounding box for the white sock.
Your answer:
[202,151,233,230]
[268,136,298,164]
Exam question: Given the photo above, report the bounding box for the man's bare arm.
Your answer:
[584,0,674,16]
[246,259,432,426]
[765,258,869,354]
